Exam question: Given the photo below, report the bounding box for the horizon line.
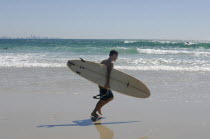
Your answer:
[0,37,209,41]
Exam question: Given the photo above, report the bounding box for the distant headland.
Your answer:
[0,35,59,39]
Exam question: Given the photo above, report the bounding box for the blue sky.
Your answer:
[1,0,210,40]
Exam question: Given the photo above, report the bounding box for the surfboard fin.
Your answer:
[80,58,86,62]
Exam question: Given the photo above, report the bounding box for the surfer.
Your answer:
[91,50,118,118]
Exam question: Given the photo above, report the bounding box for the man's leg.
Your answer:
[91,100,106,117]
[98,97,113,115]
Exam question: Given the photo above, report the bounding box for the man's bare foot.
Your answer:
[91,112,99,118]
[97,109,102,115]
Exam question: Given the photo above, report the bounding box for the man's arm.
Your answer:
[104,63,113,89]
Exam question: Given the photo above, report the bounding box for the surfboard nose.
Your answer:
[67,60,75,67]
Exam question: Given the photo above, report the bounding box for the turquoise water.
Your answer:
[0,39,210,71]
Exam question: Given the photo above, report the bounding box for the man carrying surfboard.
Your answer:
[91,50,118,118]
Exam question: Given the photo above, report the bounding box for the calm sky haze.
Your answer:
[1,0,210,40]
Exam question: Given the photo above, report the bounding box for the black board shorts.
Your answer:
[99,87,114,101]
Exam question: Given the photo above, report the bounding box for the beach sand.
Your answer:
[0,67,210,139]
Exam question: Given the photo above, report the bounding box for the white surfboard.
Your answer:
[67,59,150,98]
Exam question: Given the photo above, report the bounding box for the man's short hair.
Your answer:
[109,50,118,56]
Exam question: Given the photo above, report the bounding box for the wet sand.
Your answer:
[0,67,210,139]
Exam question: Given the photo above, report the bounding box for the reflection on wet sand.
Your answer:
[94,119,114,139]
[93,119,149,139]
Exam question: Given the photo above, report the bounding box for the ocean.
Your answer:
[1,39,210,103]
[0,39,210,71]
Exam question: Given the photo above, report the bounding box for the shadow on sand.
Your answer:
[37,118,140,128]
[37,118,147,139]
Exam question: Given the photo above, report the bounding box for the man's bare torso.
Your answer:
[98,59,113,89]
[101,59,113,66]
